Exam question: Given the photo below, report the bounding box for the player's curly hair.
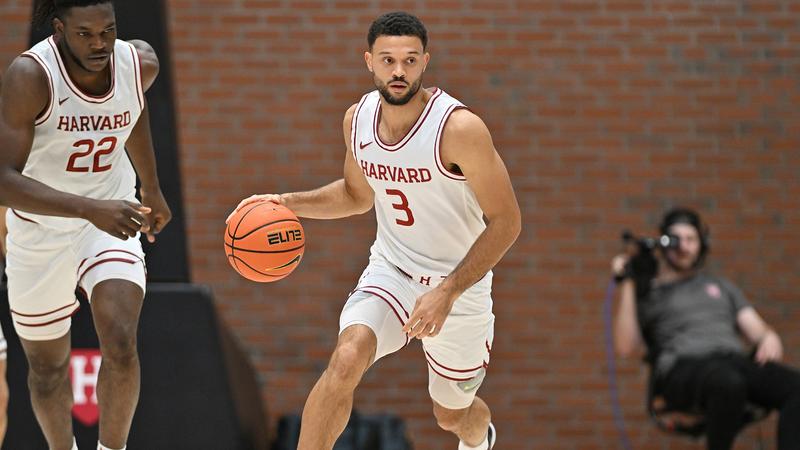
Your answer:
[368,11,428,50]
[32,0,113,29]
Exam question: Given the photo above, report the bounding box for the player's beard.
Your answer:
[59,37,98,73]
[376,75,422,106]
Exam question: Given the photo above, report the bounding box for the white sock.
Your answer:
[458,435,489,450]
[71,437,79,450]
[97,443,126,450]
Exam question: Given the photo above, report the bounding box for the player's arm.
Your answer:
[124,40,171,242]
[0,57,148,240]
[437,110,521,295]
[405,110,521,338]
[228,103,374,221]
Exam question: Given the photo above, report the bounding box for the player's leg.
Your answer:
[6,216,80,450]
[298,261,413,450]
[19,334,74,450]
[424,304,495,449]
[77,227,147,450]
[90,279,144,449]
[298,324,376,450]
[433,397,494,449]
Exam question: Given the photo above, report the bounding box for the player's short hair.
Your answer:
[33,0,114,29]
[367,11,428,50]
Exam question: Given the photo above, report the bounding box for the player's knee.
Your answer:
[27,355,69,391]
[100,331,138,367]
[433,403,467,432]
[327,342,369,388]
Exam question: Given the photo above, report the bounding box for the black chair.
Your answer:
[645,364,770,439]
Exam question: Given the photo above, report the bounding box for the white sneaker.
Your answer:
[488,422,496,448]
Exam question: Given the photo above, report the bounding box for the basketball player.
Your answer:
[229,12,520,449]
[0,1,171,449]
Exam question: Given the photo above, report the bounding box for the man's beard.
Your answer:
[376,76,422,106]
[59,37,97,73]
[665,253,698,273]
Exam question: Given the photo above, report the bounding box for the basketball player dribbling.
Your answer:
[0,1,171,449]
[229,11,520,450]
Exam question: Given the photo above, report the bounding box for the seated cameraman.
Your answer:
[611,207,800,450]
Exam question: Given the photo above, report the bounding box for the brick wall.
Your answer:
[3,1,799,449]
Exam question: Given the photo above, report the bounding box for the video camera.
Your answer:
[616,231,681,298]
[621,230,680,253]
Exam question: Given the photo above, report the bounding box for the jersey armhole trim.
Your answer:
[350,92,370,161]
[434,104,469,181]
[127,42,145,111]
[20,52,54,126]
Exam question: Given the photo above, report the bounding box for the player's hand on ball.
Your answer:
[226,194,283,224]
[403,286,458,339]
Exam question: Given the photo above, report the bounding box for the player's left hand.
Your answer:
[403,286,458,339]
[139,187,172,243]
[755,331,783,365]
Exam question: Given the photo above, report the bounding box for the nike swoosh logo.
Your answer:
[270,254,301,270]
[58,97,69,105]
[359,141,372,150]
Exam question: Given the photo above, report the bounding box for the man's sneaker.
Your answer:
[488,422,496,448]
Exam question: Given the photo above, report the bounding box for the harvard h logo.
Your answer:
[70,349,102,426]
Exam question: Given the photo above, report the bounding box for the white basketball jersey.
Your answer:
[16,36,144,231]
[351,88,492,290]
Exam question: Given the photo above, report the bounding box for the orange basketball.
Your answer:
[224,201,305,282]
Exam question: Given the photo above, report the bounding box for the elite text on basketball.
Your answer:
[267,229,303,245]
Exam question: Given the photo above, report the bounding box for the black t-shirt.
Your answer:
[637,273,751,375]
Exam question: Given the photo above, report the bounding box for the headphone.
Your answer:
[658,207,710,268]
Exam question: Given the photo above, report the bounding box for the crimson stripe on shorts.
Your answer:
[77,249,144,275]
[360,285,409,318]
[77,258,136,283]
[15,304,80,328]
[425,350,484,373]
[11,299,79,318]
[425,360,477,382]
[11,209,38,224]
[357,288,411,347]
[357,289,406,327]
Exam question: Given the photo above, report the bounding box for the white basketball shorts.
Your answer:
[340,254,494,410]
[4,210,146,341]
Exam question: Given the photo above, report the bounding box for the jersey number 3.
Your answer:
[66,137,117,173]
[385,189,414,226]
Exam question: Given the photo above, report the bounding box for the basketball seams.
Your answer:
[228,255,285,278]
[229,217,302,240]
[228,201,264,276]
[224,242,305,254]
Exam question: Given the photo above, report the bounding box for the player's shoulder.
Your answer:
[126,39,159,90]
[343,102,359,128]
[444,108,486,133]
[1,55,49,100]
[4,54,48,84]
[441,107,492,147]
[344,102,359,120]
